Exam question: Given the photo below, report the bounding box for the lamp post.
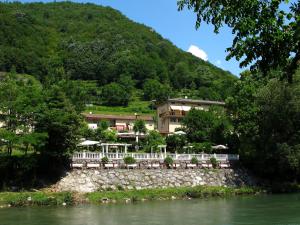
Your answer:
[134,113,139,149]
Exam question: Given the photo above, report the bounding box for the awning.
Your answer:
[77,140,100,147]
[170,105,182,110]
[182,106,191,111]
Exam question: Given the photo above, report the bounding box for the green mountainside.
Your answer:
[0,2,237,108]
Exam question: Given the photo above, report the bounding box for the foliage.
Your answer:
[192,142,212,154]
[0,2,236,101]
[164,156,174,166]
[191,157,198,164]
[101,156,109,164]
[227,69,300,181]
[166,134,187,153]
[101,82,131,106]
[182,107,232,145]
[145,130,165,153]
[0,72,46,155]
[123,156,136,165]
[178,0,300,82]
[143,79,172,102]
[210,157,218,169]
[35,85,83,157]
[133,120,147,134]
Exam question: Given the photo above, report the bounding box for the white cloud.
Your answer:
[216,60,222,66]
[187,45,208,61]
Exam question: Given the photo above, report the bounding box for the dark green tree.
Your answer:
[178,0,300,82]
[35,85,83,157]
[145,130,165,152]
[101,82,130,106]
[166,134,187,153]
[0,73,45,155]
[143,79,172,102]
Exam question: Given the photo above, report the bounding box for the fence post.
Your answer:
[82,151,86,159]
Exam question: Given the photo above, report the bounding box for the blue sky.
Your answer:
[20,0,247,76]
[98,0,242,75]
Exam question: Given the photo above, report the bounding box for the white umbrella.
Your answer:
[173,131,186,135]
[212,145,228,150]
[77,140,100,147]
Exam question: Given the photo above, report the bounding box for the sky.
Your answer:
[20,0,246,76]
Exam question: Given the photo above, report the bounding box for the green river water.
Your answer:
[1,194,300,225]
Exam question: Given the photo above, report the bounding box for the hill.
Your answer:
[0,2,237,104]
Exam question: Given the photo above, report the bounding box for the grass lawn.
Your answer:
[84,100,155,116]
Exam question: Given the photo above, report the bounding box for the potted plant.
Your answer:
[210,157,218,169]
[164,156,173,169]
[123,156,137,169]
[191,157,198,165]
[101,156,109,164]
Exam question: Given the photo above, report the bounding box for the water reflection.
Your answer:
[1,194,300,225]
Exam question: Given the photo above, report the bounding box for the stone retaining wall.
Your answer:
[55,168,255,193]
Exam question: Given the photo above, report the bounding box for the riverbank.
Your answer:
[0,186,259,208]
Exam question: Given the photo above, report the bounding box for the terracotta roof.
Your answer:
[167,98,225,106]
[82,113,154,121]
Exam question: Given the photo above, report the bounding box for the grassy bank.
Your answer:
[0,192,73,207]
[86,186,259,204]
[0,186,260,207]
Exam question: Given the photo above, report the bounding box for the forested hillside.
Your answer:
[0,2,236,105]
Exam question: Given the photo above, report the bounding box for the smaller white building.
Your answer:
[83,113,155,132]
[156,98,225,134]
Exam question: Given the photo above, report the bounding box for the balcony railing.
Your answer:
[72,152,239,161]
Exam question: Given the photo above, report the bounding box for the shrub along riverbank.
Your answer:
[0,186,259,207]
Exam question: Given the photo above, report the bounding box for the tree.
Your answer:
[58,79,89,113]
[101,82,130,106]
[133,119,147,144]
[143,79,172,102]
[145,130,165,152]
[0,73,45,155]
[182,107,232,145]
[227,70,300,181]
[133,120,147,134]
[166,134,187,153]
[178,0,300,82]
[35,85,83,157]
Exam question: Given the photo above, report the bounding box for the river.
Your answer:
[1,194,300,225]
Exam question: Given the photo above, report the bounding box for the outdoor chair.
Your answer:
[87,163,100,169]
[186,163,197,169]
[71,163,83,169]
[220,161,230,168]
[104,163,118,169]
[201,162,213,169]
[172,163,180,169]
[147,163,160,169]
[126,164,138,169]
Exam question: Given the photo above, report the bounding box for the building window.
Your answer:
[170,118,177,123]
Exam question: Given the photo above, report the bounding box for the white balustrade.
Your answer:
[72,152,239,162]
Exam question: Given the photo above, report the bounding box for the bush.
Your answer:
[193,142,212,154]
[101,156,109,164]
[164,156,173,167]
[191,157,198,164]
[210,157,218,168]
[123,156,136,165]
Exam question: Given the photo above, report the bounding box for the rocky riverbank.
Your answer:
[54,168,256,193]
